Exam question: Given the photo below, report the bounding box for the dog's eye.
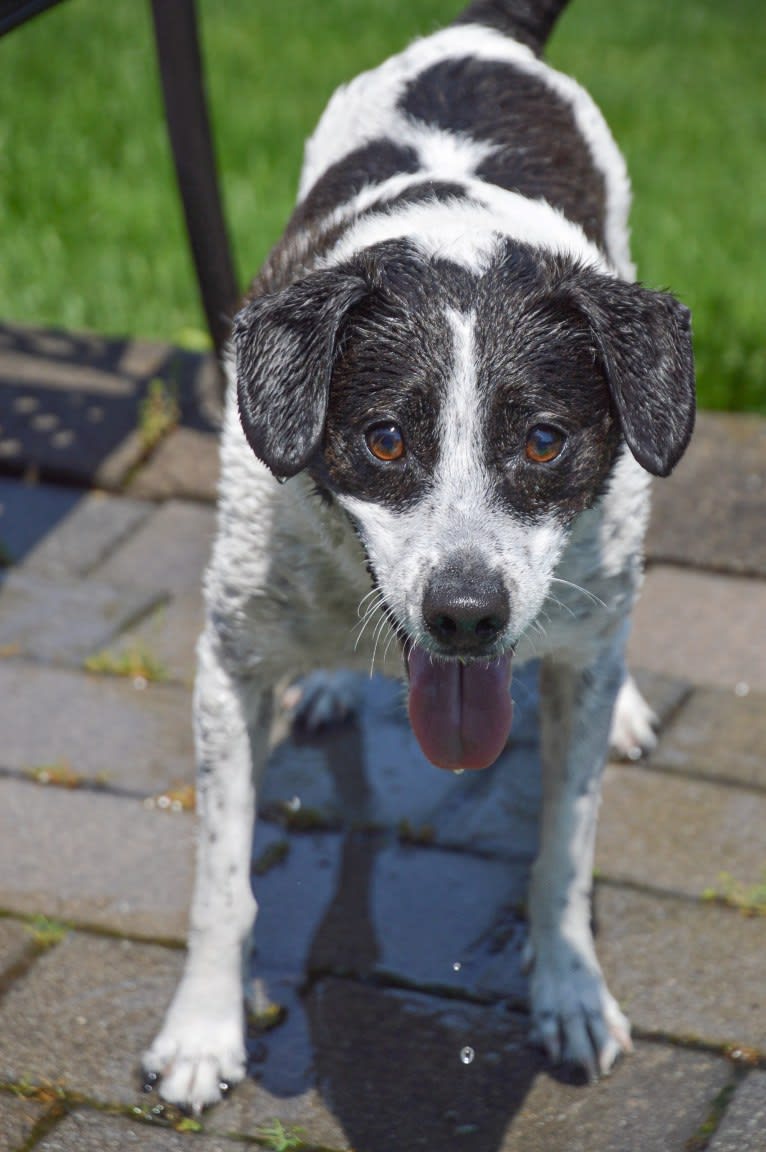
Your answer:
[365,422,405,462]
[525,424,566,464]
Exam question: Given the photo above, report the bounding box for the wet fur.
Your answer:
[144,0,694,1111]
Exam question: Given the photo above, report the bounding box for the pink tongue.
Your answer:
[407,648,513,771]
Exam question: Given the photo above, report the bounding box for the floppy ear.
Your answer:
[234,269,368,478]
[571,272,695,476]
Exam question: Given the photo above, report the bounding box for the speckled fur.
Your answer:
[144,0,694,1111]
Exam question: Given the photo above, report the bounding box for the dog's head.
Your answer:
[235,239,694,769]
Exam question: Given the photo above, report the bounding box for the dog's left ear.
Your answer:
[571,272,695,476]
[234,269,368,478]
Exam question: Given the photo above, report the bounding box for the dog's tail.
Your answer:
[453,0,570,55]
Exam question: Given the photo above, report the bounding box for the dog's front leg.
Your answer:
[143,626,270,1113]
[526,642,632,1080]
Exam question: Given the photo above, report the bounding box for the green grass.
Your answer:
[0,0,763,412]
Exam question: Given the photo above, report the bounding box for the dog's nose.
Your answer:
[423,566,510,654]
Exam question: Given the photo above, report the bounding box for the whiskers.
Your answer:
[352,588,400,678]
[550,576,608,612]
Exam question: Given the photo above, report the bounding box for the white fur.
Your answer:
[323,177,609,275]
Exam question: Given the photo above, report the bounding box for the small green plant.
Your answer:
[138,377,180,452]
[702,871,766,916]
[84,642,168,683]
[26,915,70,948]
[256,1118,306,1151]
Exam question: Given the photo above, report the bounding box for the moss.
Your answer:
[252,839,290,876]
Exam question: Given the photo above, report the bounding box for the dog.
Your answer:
[143,0,695,1112]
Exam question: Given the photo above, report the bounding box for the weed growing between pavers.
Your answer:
[702,870,766,916]
[84,641,169,684]
[25,915,70,949]
[256,1118,308,1151]
[684,1076,742,1152]
[23,760,107,790]
[143,784,196,813]
[137,378,180,454]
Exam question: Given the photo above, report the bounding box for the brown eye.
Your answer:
[365,422,405,462]
[525,424,566,464]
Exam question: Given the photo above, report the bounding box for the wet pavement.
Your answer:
[0,323,764,1151]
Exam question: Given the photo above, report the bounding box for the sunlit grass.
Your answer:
[0,0,762,412]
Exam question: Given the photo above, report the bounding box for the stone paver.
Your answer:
[20,489,152,578]
[708,1071,766,1152]
[0,1091,48,1150]
[647,411,766,578]
[499,1043,733,1152]
[597,763,766,899]
[0,779,193,938]
[0,933,183,1105]
[649,684,766,790]
[128,426,220,504]
[0,571,161,666]
[0,660,194,794]
[111,589,204,685]
[35,1111,246,1152]
[92,499,215,595]
[294,977,730,1152]
[628,565,766,692]
[0,919,35,983]
[0,478,81,565]
[597,886,766,1051]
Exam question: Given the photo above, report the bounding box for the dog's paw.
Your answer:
[609,674,658,761]
[283,670,360,734]
[142,1009,246,1114]
[525,936,632,1080]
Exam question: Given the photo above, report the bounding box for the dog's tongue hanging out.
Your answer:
[407,649,513,771]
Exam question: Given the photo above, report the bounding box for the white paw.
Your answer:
[525,935,632,1080]
[142,1005,246,1113]
[609,674,657,761]
[283,670,360,733]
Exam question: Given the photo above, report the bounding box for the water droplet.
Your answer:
[133,676,147,691]
[734,681,750,697]
[627,745,643,761]
[460,1045,475,1065]
[452,961,462,972]
[453,769,465,776]
[287,795,301,812]
[157,795,171,809]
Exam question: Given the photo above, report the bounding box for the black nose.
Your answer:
[423,565,510,654]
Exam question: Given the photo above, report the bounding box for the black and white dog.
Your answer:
[144,0,694,1111]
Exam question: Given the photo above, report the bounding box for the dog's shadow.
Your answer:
[246,668,582,1149]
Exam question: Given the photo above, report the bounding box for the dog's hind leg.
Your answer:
[142,626,271,1113]
[526,636,632,1080]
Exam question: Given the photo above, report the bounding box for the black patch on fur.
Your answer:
[235,269,369,478]
[364,179,474,215]
[474,244,622,523]
[309,242,466,510]
[454,0,570,55]
[287,140,420,234]
[399,58,606,246]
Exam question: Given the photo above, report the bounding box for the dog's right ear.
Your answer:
[234,269,368,479]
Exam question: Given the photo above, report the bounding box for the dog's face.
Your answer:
[236,237,694,768]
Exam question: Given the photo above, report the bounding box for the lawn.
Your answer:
[0,0,763,411]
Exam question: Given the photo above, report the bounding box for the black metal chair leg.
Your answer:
[150,0,239,393]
